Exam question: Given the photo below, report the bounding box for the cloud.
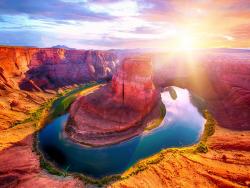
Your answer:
[134,26,159,34]
[0,0,250,49]
[230,24,250,40]
[78,36,165,49]
[0,0,115,21]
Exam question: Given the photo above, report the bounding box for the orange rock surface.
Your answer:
[0,46,117,187]
[112,57,156,111]
[110,126,250,188]
[0,47,250,187]
[0,46,117,91]
[0,136,84,188]
[66,57,161,146]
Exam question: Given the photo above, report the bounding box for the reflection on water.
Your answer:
[38,87,205,178]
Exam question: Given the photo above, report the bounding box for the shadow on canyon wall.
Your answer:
[0,47,117,91]
[152,51,250,130]
[19,49,118,90]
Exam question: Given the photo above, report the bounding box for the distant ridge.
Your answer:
[52,45,75,50]
[208,48,250,53]
[109,48,250,53]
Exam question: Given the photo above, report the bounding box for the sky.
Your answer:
[0,0,250,50]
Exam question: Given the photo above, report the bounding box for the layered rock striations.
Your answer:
[66,57,162,146]
[153,51,250,130]
[112,57,157,111]
[0,46,118,91]
[0,46,118,185]
[1,47,250,187]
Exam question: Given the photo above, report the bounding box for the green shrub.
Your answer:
[75,174,121,187]
[40,158,65,176]
[201,110,216,142]
[51,82,99,118]
[195,142,208,153]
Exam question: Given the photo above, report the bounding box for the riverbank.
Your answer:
[1,84,250,187]
[34,84,168,186]
[0,85,85,187]
[35,87,205,186]
[110,114,250,188]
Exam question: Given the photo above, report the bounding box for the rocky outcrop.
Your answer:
[0,46,118,91]
[110,126,250,188]
[153,51,250,130]
[66,57,162,146]
[0,46,118,186]
[0,136,84,188]
[112,57,157,111]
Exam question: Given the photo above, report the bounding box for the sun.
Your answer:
[170,29,199,52]
[178,35,196,51]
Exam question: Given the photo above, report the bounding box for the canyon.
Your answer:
[0,46,249,187]
[66,57,163,146]
[153,50,250,130]
[0,46,117,91]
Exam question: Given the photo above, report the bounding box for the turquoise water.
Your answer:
[38,87,205,178]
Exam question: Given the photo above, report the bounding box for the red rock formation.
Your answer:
[1,47,250,187]
[0,46,118,91]
[112,57,156,111]
[66,56,162,146]
[0,136,84,188]
[153,51,250,130]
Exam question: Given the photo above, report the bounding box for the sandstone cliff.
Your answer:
[0,46,118,91]
[112,57,157,111]
[153,51,250,130]
[0,47,250,188]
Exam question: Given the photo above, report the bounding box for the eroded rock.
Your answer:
[153,51,250,130]
[0,46,118,91]
[66,56,162,146]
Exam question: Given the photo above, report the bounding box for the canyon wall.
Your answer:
[66,56,161,146]
[112,57,157,111]
[0,46,118,91]
[1,46,249,131]
[0,47,249,187]
[153,51,250,130]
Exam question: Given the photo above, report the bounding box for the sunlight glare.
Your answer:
[178,35,195,51]
[169,29,199,52]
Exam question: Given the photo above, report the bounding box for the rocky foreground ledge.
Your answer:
[65,57,164,146]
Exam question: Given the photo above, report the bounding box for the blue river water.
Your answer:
[38,87,205,178]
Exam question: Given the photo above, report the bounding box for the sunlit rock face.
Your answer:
[21,49,117,90]
[112,57,157,111]
[204,58,250,130]
[152,51,250,130]
[66,56,161,146]
[0,46,117,91]
[0,47,35,90]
